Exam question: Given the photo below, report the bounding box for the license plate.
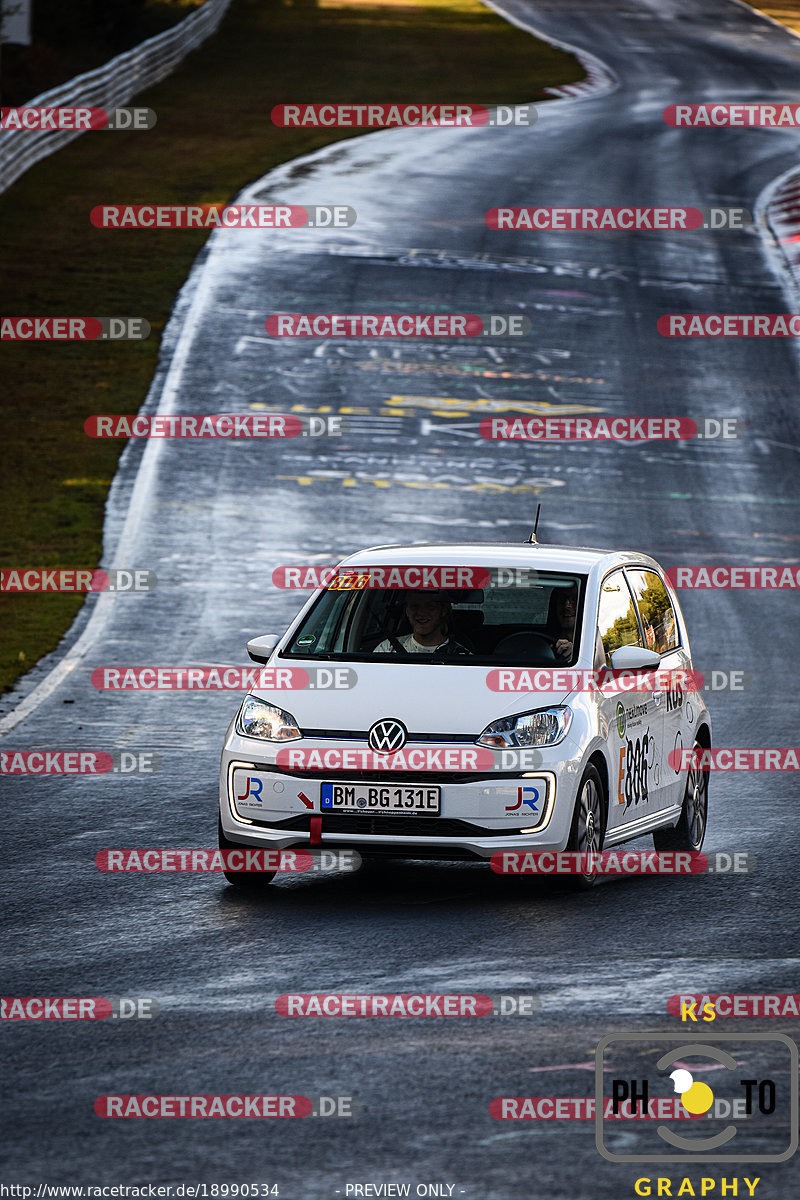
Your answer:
[320,782,441,815]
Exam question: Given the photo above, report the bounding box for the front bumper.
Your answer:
[219,733,578,860]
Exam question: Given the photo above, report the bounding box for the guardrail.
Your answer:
[0,0,232,194]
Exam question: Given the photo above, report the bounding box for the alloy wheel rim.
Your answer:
[579,779,600,859]
[686,760,707,847]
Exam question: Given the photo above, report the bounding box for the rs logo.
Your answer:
[236,776,263,803]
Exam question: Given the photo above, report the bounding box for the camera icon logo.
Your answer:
[595,1032,798,1162]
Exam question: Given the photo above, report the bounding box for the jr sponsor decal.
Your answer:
[505,785,541,813]
[236,776,263,805]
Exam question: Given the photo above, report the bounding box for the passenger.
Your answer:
[553,583,578,661]
[374,590,471,655]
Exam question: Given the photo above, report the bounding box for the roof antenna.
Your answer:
[527,504,541,544]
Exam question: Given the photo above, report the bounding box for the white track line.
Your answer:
[0,240,225,735]
[481,0,618,100]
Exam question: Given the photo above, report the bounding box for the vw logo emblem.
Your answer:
[368,718,408,752]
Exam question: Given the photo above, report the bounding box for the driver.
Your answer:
[373,590,471,655]
[553,583,578,661]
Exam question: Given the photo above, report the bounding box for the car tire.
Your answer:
[218,817,277,890]
[652,740,708,852]
[565,763,605,888]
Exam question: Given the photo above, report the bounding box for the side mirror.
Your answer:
[246,633,280,664]
[609,645,661,671]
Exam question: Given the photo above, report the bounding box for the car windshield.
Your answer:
[282,571,586,665]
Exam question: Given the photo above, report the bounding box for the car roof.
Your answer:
[338,542,663,574]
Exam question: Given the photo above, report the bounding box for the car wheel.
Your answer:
[218,818,277,890]
[652,740,708,852]
[565,763,605,888]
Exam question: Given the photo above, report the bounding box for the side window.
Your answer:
[288,588,360,654]
[626,569,679,655]
[597,570,643,666]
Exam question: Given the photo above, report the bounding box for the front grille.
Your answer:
[302,729,477,743]
[251,814,521,838]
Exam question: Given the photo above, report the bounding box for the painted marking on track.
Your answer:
[347,362,606,383]
[247,398,608,420]
[386,395,606,417]
[276,475,564,494]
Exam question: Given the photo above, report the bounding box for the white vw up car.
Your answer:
[218,543,711,888]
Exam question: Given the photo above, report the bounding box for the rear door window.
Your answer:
[626,568,680,654]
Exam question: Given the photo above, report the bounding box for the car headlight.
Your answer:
[477,707,572,748]
[236,696,302,741]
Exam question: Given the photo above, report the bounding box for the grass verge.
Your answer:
[0,0,583,694]
[741,0,800,34]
